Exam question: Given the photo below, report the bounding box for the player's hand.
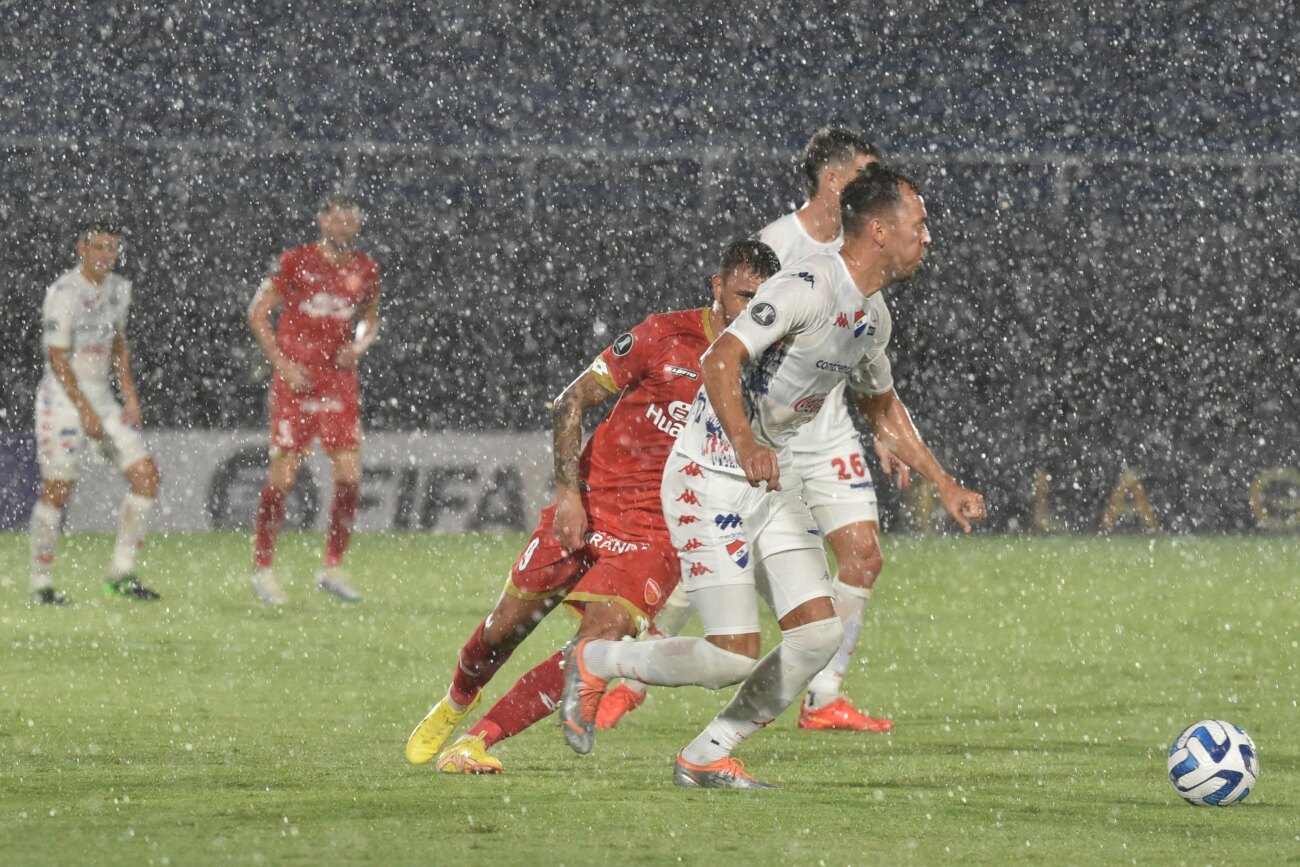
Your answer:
[737,442,782,491]
[552,488,588,551]
[873,437,911,490]
[336,344,361,368]
[277,358,313,392]
[78,405,105,439]
[937,481,986,533]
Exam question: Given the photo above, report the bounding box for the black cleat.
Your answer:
[30,587,71,606]
[104,575,161,601]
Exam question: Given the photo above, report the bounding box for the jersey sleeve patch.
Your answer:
[612,332,634,356]
[588,354,619,393]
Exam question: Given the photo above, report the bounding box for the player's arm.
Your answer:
[47,347,104,439]
[337,290,381,368]
[701,333,781,490]
[856,388,985,532]
[549,366,620,550]
[111,331,143,428]
[247,278,310,391]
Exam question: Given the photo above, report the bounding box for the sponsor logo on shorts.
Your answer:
[689,562,712,577]
[682,538,704,551]
[612,332,634,356]
[749,302,776,327]
[586,531,641,555]
[681,462,704,477]
[301,397,345,414]
[664,365,699,379]
[677,515,699,525]
[644,578,662,607]
[726,539,749,569]
[714,513,741,531]
[793,395,825,414]
[676,490,700,505]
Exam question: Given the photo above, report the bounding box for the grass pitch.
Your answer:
[0,531,1296,865]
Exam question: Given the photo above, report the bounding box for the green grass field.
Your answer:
[1,531,1296,865]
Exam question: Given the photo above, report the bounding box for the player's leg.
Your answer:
[597,584,694,729]
[250,448,304,604]
[29,384,79,605]
[29,479,74,605]
[99,404,162,599]
[317,447,362,602]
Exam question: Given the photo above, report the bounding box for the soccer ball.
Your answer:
[1167,720,1259,806]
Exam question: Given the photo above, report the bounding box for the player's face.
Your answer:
[76,232,120,282]
[711,266,764,325]
[318,206,362,250]
[885,190,931,281]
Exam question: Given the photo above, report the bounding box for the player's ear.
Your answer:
[711,273,723,301]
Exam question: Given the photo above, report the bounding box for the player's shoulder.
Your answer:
[352,250,381,274]
[46,268,82,295]
[636,307,710,340]
[756,211,797,242]
[280,243,315,267]
[104,273,132,294]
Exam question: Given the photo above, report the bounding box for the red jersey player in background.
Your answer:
[404,240,779,774]
[246,193,382,605]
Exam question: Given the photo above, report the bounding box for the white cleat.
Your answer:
[317,567,362,603]
[251,568,289,605]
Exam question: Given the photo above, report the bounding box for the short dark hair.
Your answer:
[719,239,781,281]
[319,192,363,215]
[78,216,122,243]
[801,127,878,198]
[840,163,919,237]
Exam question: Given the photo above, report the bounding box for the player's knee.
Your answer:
[41,480,75,510]
[129,459,161,497]
[696,642,757,689]
[837,545,883,590]
[782,616,844,669]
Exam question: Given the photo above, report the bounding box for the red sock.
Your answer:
[469,650,564,748]
[253,485,287,569]
[324,481,359,568]
[449,621,513,706]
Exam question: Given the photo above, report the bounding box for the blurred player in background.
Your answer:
[562,165,986,787]
[29,218,162,605]
[598,126,907,733]
[246,193,382,605]
[404,241,779,774]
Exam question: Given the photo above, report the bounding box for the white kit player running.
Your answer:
[560,164,986,788]
[28,219,162,605]
[597,127,909,734]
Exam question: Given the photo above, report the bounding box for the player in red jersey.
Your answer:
[404,240,780,773]
[246,194,382,605]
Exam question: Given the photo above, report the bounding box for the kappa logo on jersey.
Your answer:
[726,539,750,569]
[298,292,357,320]
[677,515,700,525]
[682,538,704,551]
[689,562,712,577]
[612,332,634,356]
[664,365,699,379]
[680,462,705,477]
[646,400,691,437]
[676,490,701,506]
[749,302,777,327]
[714,513,742,531]
[796,271,815,285]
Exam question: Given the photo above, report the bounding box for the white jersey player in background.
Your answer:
[28,220,162,605]
[561,164,986,788]
[597,127,909,734]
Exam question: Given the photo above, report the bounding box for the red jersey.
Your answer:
[270,243,382,369]
[580,306,717,541]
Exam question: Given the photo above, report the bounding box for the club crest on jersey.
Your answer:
[749,303,776,327]
[612,332,634,356]
[726,539,750,568]
[644,578,663,607]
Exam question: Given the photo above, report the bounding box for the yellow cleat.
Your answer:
[405,692,482,764]
[436,734,503,774]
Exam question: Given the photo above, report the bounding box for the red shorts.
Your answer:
[269,368,362,454]
[506,504,680,626]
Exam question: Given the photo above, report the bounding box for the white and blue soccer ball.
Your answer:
[1167,720,1259,806]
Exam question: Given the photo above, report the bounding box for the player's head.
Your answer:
[317,192,364,250]
[75,217,122,282]
[711,240,781,325]
[802,126,879,201]
[841,163,930,281]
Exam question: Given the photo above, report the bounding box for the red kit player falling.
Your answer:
[247,194,382,605]
[403,240,780,773]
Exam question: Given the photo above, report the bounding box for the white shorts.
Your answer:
[662,451,832,632]
[35,379,150,481]
[791,440,878,534]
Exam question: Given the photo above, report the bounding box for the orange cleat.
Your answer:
[595,683,646,730]
[798,697,893,733]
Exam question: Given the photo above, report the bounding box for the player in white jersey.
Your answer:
[28,220,162,605]
[597,127,908,733]
[560,164,985,787]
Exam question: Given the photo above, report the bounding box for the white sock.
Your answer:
[684,617,843,765]
[805,581,872,710]
[110,493,155,578]
[29,500,62,591]
[585,636,755,690]
[619,586,695,695]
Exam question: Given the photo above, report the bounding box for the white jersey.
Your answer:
[674,252,893,476]
[757,212,863,454]
[40,267,131,395]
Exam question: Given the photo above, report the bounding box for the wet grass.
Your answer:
[0,532,1297,865]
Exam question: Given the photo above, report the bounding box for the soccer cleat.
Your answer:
[595,683,646,730]
[558,638,608,755]
[798,697,893,733]
[30,587,71,606]
[405,692,482,764]
[250,568,288,605]
[673,752,777,789]
[317,568,362,603]
[104,574,160,601]
[435,734,503,774]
